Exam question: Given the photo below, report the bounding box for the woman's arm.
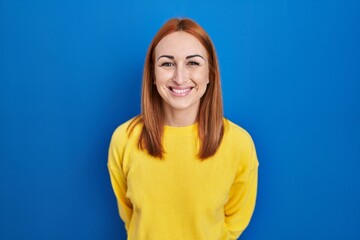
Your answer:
[224,137,259,239]
[108,127,133,232]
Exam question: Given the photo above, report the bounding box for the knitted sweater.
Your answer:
[108,118,259,240]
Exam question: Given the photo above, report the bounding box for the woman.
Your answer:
[108,18,259,240]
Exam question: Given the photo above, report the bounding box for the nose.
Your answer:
[173,64,188,84]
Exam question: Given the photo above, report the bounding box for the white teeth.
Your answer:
[172,88,191,93]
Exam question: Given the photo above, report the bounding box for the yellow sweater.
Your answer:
[108,118,259,240]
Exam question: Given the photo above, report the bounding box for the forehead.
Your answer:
[155,31,207,58]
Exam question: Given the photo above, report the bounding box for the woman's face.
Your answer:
[154,31,209,117]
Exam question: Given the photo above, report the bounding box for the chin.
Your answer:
[165,100,199,112]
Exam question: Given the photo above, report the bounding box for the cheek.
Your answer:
[191,68,209,84]
[155,69,173,83]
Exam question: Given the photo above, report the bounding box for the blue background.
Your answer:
[1,0,359,239]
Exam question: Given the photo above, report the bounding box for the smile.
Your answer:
[168,86,194,96]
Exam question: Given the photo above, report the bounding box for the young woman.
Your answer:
[108,18,259,240]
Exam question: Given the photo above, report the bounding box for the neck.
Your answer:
[163,105,199,127]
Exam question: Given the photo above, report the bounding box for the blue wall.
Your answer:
[1,0,359,239]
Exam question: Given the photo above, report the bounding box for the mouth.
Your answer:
[167,86,194,96]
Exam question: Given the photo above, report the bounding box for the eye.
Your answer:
[187,61,200,66]
[160,62,174,67]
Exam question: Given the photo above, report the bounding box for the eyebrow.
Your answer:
[157,54,204,61]
[186,54,204,60]
[157,55,174,61]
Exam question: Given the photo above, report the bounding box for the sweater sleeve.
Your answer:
[107,127,133,232]
[224,135,259,239]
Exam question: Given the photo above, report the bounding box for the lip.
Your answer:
[167,86,194,97]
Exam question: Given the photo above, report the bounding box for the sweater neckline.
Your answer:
[164,122,198,137]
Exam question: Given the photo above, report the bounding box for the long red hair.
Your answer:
[129,18,224,160]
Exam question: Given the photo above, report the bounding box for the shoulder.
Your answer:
[223,118,255,148]
[110,116,143,145]
[108,116,143,166]
[222,118,259,170]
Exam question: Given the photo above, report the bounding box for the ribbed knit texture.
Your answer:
[108,118,258,240]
